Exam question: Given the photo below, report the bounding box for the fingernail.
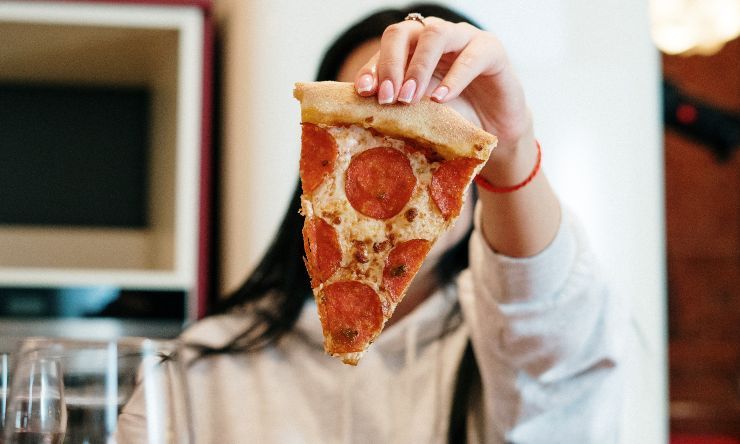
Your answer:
[378,79,394,104]
[398,79,416,103]
[356,74,373,94]
[431,85,449,102]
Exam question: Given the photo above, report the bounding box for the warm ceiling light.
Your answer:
[650,0,740,55]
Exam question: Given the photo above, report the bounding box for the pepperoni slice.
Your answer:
[382,239,432,303]
[300,123,338,194]
[430,158,482,220]
[318,281,384,355]
[303,217,341,287]
[345,147,416,219]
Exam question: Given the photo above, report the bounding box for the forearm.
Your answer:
[477,124,561,258]
[457,61,561,258]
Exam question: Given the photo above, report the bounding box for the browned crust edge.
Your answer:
[294,81,497,161]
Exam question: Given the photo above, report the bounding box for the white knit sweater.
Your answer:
[118,207,628,443]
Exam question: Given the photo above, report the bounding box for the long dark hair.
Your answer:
[200,4,481,442]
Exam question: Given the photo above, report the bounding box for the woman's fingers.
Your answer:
[402,21,473,103]
[353,21,421,100]
[354,19,503,106]
[355,52,379,96]
[375,21,423,104]
[431,34,498,103]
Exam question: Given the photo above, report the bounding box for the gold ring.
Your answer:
[404,13,425,26]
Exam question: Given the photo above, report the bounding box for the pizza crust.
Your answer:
[294,81,497,161]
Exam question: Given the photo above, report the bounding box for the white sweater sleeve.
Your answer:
[458,203,628,443]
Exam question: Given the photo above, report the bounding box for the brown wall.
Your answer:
[663,37,740,435]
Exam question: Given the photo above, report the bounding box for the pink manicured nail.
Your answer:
[378,79,394,104]
[431,85,449,102]
[397,79,416,103]
[356,74,373,94]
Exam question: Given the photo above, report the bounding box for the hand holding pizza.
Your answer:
[352,16,532,157]
[353,15,560,260]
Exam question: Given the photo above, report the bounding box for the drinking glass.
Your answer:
[10,338,191,444]
[3,353,67,444]
[1,353,10,440]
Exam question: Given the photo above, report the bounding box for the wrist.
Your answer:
[478,127,538,187]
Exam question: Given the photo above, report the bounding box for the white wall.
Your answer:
[215,1,667,442]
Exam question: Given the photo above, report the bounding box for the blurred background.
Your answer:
[0,0,737,442]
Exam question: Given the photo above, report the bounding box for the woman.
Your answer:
[121,5,627,443]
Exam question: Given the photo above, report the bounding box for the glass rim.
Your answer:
[14,336,182,357]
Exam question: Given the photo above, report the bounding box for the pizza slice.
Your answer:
[294,81,496,365]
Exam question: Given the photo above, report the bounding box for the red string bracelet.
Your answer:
[474,139,542,193]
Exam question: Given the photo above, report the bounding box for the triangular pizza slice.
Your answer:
[294,81,496,365]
